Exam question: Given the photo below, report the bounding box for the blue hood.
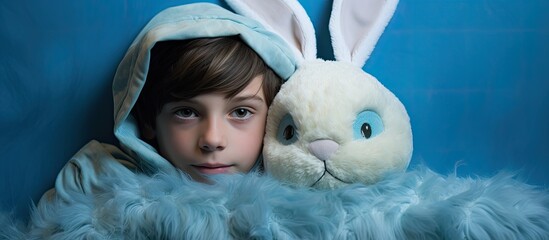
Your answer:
[111,3,297,174]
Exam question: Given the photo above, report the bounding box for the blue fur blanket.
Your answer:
[2,168,548,239]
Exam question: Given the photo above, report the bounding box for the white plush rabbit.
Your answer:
[226,0,413,189]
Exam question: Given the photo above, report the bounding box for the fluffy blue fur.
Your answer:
[2,167,548,239]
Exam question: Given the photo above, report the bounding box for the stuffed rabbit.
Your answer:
[226,0,412,189]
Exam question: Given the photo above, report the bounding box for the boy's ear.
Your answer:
[141,123,156,140]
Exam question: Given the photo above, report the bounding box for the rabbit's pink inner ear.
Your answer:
[342,0,383,58]
[330,0,399,66]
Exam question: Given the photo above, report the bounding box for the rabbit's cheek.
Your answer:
[264,139,328,187]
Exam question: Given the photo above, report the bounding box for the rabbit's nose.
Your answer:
[308,139,339,161]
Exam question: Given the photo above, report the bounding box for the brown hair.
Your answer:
[133,36,282,139]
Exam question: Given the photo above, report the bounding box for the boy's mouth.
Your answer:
[192,163,234,174]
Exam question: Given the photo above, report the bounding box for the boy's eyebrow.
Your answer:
[173,98,199,104]
[230,94,265,103]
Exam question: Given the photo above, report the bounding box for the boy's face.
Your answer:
[154,76,268,182]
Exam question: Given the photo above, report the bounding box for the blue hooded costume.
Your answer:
[38,3,297,205]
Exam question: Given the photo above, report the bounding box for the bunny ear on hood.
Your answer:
[111,3,297,173]
[225,0,317,64]
[330,0,399,67]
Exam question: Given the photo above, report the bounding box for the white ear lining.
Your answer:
[330,0,399,67]
[225,0,317,63]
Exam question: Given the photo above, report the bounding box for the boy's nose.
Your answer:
[199,118,227,151]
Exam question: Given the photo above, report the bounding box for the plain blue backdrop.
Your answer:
[1,0,548,220]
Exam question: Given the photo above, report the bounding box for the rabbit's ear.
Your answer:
[225,0,316,63]
[330,0,398,66]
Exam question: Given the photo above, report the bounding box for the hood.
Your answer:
[111,3,297,174]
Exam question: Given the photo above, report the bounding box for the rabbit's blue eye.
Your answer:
[277,114,299,145]
[353,111,384,140]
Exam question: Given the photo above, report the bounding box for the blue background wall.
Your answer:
[1,0,548,220]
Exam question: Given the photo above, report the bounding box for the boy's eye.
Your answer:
[174,108,198,119]
[230,108,253,119]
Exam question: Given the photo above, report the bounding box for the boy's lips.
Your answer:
[192,163,234,174]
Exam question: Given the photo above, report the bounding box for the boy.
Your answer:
[39,3,296,203]
[133,37,281,183]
